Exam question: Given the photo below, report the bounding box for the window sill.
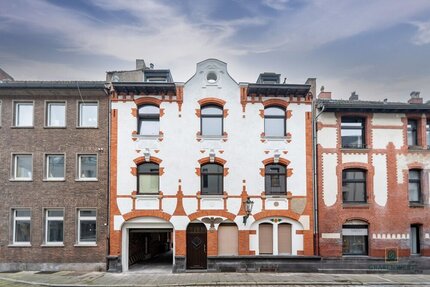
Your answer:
[264,194,288,198]
[76,126,98,129]
[135,134,160,139]
[341,147,369,151]
[41,243,64,247]
[9,179,33,182]
[409,203,425,208]
[10,126,34,129]
[408,146,426,151]
[135,193,160,198]
[263,136,288,141]
[43,178,65,182]
[74,243,97,247]
[75,178,98,182]
[44,126,67,129]
[199,194,224,198]
[342,203,369,209]
[8,243,31,247]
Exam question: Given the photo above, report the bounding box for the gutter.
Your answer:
[312,101,325,256]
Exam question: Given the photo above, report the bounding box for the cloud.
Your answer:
[262,0,290,11]
[411,21,430,45]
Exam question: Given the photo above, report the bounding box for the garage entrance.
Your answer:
[121,217,174,272]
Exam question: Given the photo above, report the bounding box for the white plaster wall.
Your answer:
[318,112,337,125]
[373,154,388,206]
[372,129,404,149]
[317,127,337,148]
[342,153,368,164]
[322,153,338,206]
[372,113,404,126]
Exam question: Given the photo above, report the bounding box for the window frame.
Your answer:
[77,101,99,128]
[45,209,64,245]
[13,101,34,128]
[137,104,160,136]
[264,163,287,195]
[408,169,422,204]
[137,162,160,194]
[77,209,97,245]
[77,154,98,181]
[200,163,224,195]
[200,104,223,137]
[45,101,66,128]
[407,119,418,147]
[264,106,286,138]
[410,224,421,255]
[342,224,369,256]
[12,208,31,245]
[426,120,430,149]
[12,153,33,181]
[341,117,366,149]
[45,154,65,181]
[342,168,367,204]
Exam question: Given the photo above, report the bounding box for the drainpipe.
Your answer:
[312,100,325,256]
[105,83,112,270]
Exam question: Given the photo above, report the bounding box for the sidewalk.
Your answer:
[1,271,430,286]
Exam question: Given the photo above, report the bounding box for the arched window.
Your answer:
[342,220,368,255]
[201,163,223,195]
[138,105,159,136]
[264,106,285,137]
[342,169,366,203]
[201,105,223,136]
[259,223,273,255]
[265,164,286,195]
[218,223,238,255]
[137,163,159,194]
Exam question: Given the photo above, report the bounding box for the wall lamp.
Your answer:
[242,197,254,225]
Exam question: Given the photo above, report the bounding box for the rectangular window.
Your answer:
[426,120,430,149]
[341,117,365,148]
[78,209,96,244]
[14,102,33,127]
[13,209,31,244]
[265,164,286,195]
[411,225,420,254]
[45,209,64,244]
[407,119,418,146]
[342,225,368,255]
[46,102,66,127]
[13,154,32,180]
[78,102,98,127]
[46,154,65,180]
[408,170,421,203]
[342,169,366,203]
[78,155,97,180]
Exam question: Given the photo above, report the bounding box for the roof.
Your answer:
[247,83,311,97]
[318,99,430,113]
[0,68,14,81]
[0,81,105,89]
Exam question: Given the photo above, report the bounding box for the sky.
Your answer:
[1,0,430,102]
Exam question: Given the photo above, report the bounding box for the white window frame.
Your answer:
[13,101,34,127]
[12,209,31,246]
[46,101,66,128]
[45,154,65,181]
[77,154,98,181]
[45,209,64,245]
[77,209,97,245]
[78,102,98,128]
[12,154,33,181]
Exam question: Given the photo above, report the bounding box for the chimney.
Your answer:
[305,78,316,98]
[317,86,332,99]
[349,91,359,101]
[408,91,423,104]
[136,59,146,70]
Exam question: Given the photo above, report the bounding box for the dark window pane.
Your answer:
[342,169,366,203]
[409,182,420,202]
[48,210,63,217]
[138,163,159,174]
[201,174,222,194]
[47,103,66,127]
[80,221,96,242]
[80,155,97,179]
[47,155,64,178]
[342,235,368,255]
[47,220,63,242]
[16,210,30,217]
[407,120,418,146]
[16,155,32,179]
[202,117,222,136]
[265,164,286,194]
[341,118,364,148]
[15,220,30,242]
[201,164,223,173]
[80,210,96,217]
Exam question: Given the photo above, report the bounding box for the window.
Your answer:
[201,105,223,136]
[265,164,286,195]
[78,155,97,180]
[408,170,421,203]
[46,102,66,127]
[45,209,64,244]
[259,223,273,255]
[78,209,96,244]
[218,223,238,255]
[12,209,31,244]
[342,222,368,255]
[264,106,285,137]
[14,102,33,127]
[278,223,292,255]
[12,154,32,180]
[342,169,366,203]
[341,117,365,148]
[138,105,159,136]
[201,163,223,195]
[407,119,418,146]
[78,102,98,127]
[137,163,159,194]
[46,154,65,180]
[411,225,421,254]
[426,120,430,148]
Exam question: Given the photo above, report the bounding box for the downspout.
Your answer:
[104,83,112,270]
[312,100,325,256]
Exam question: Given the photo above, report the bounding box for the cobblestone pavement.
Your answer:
[1,271,430,286]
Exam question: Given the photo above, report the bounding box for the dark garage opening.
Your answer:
[128,228,173,273]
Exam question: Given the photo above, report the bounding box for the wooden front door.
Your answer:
[186,223,207,269]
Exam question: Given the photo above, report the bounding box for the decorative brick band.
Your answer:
[134,96,162,106]
[122,210,172,221]
[198,97,226,107]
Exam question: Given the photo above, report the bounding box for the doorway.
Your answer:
[186,223,207,269]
